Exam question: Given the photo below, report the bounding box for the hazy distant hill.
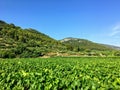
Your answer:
[101,44,120,50]
[60,37,114,51]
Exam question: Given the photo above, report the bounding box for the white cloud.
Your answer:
[109,23,120,36]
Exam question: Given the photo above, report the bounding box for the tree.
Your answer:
[114,51,120,56]
[0,50,15,58]
[15,44,27,54]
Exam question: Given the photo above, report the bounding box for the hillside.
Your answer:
[101,44,120,50]
[0,20,120,58]
[60,37,114,51]
[0,20,67,58]
[60,37,120,56]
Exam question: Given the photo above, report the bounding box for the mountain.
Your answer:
[101,44,120,50]
[60,37,120,56]
[0,20,67,58]
[60,37,114,51]
[0,20,120,58]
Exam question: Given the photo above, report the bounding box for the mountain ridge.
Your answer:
[60,37,120,50]
[0,20,120,58]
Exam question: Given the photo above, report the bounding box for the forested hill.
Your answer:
[0,20,67,58]
[60,37,114,51]
[0,20,120,58]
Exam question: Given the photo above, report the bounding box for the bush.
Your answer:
[0,50,16,58]
[114,51,120,56]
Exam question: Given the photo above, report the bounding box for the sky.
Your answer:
[1,0,120,46]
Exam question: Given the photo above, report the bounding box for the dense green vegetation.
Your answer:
[0,20,67,58]
[60,37,114,51]
[0,57,120,89]
[0,20,120,58]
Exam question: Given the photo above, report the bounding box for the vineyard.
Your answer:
[0,57,120,90]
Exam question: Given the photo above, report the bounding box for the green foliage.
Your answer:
[0,20,119,58]
[0,57,120,89]
[61,37,114,52]
[0,20,67,58]
[0,50,16,58]
[114,51,120,56]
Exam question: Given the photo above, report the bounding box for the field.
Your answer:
[0,57,120,90]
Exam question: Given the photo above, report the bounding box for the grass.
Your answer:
[0,57,120,90]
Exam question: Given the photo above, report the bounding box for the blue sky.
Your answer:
[1,0,120,46]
